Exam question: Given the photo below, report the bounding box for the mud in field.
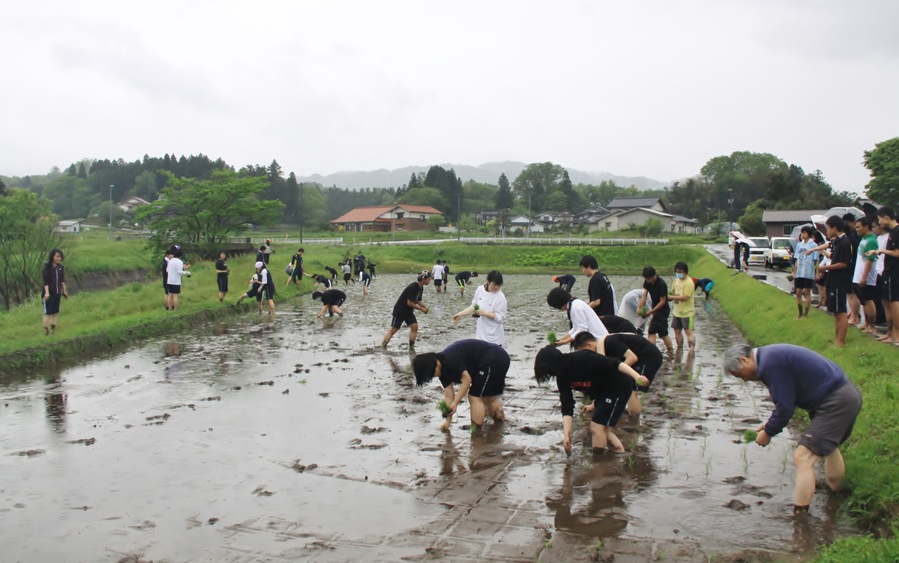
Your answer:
[0,274,859,562]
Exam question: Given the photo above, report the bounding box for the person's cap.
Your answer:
[419,270,431,278]
[552,275,559,282]
[255,261,264,269]
[266,239,271,243]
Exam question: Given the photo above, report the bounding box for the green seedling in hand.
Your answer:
[547,331,558,345]
[472,303,479,318]
[437,399,451,417]
[743,430,758,443]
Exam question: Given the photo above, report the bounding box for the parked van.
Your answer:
[765,237,793,268]
[747,237,770,266]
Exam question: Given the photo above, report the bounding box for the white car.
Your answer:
[764,237,793,268]
[747,237,770,266]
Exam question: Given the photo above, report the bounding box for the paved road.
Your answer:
[705,244,821,304]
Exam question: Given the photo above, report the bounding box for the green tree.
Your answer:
[496,172,514,209]
[738,200,766,235]
[512,162,565,212]
[864,137,899,205]
[700,151,787,220]
[423,166,462,221]
[136,170,284,257]
[644,217,663,237]
[0,189,62,308]
[427,214,446,231]
[132,170,160,201]
[299,183,327,228]
[401,187,448,212]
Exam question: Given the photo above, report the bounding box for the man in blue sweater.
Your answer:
[724,343,862,514]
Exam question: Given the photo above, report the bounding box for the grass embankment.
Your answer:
[0,251,305,374]
[62,231,153,275]
[691,253,899,560]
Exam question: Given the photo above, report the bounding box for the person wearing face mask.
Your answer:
[669,261,696,351]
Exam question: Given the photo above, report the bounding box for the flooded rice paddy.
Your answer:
[0,274,858,561]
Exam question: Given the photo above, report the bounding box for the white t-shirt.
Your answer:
[471,284,507,345]
[167,257,186,286]
[618,289,651,329]
[877,233,888,276]
[432,263,444,280]
[568,298,608,339]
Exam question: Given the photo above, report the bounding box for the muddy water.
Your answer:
[0,275,858,561]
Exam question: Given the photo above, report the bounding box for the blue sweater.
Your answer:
[756,344,848,436]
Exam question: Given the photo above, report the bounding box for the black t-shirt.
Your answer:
[437,339,508,388]
[322,289,346,305]
[555,350,631,416]
[643,278,670,314]
[827,235,853,289]
[847,230,860,271]
[215,259,228,280]
[603,333,663,365]
[393,282,423,316]
[455,271,472,283]
[588,271,615,316]
[162,257,169,285]
[599,315,637,334]
[291,254,304,272]
[885,225,899,276]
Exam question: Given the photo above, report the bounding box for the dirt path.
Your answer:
[0,274,857,561]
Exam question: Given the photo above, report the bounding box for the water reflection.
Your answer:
[548,465,629,538]
[44,383,67,434]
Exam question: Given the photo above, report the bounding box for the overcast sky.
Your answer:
[2,1,897,193]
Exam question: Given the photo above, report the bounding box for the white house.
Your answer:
[587,208,701,234]
[509,215,544,234]
[56,220,83,233]
[118,196,151,213]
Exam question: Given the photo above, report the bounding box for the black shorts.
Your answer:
[434,279,443,287]
[648,312,669,337]
[343,273,352,282]
[826,287,847,314]
[43,294,61,315]
[800,381,862,457]
[166,284,182,295]
[261,286,275,301]
[795,277,814,290]
[217,277,229,292]
[853,283,877,304]
[290,269,303,281]
[883,275,899,302]
[468,353,509,398]
[163,282,169,295]
[390,313,417,329]
[591,389,631,428]
[362,277,371,287]
[633,357,663,393]
[325,297,346,308]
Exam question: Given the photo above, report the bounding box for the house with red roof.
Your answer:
[329,204,443,232]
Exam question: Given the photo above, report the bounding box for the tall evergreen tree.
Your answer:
[496,173,514,209]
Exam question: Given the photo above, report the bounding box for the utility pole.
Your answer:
[457,192,461,241]
[299,183,304,243]
[108,184,114,240]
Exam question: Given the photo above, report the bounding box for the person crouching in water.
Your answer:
[534,332,648,455]
[413,339,508,432]
[312,289,346,318]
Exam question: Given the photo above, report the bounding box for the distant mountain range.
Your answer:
[298,161,668,191]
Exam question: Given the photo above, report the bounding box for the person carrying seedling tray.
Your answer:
[413,339,508,432]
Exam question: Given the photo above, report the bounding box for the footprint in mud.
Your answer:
[67,437,96,446]
[291,460,318,473]
[12,449,45,457]
[348,438,387,450]
[724,499,751,511]
[251,486,274,497]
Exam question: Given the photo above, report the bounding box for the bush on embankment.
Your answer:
[690,253,899,559]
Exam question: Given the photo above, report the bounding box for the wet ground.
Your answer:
[0,274,859,562]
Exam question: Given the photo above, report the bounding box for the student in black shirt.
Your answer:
[553,274,576,293]
[382,270,431,349]
[534,332,648,454]
[818,215,852,347]
[600,332,663,416]
[413,339,509,431]
[599,315,638,335]
[843,214,861,324]
[867,206,899,344]
[454,271,478,296]
[312,289,347,318]
[325,266,339,280]
[637,266,674,354]
[215,251,229,302]
[579,255,616,316]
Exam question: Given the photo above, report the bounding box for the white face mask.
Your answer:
[675,273,684,279]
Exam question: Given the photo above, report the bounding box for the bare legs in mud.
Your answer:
[441,395,505,432]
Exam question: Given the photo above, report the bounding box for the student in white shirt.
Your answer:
[452,270,507,345]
